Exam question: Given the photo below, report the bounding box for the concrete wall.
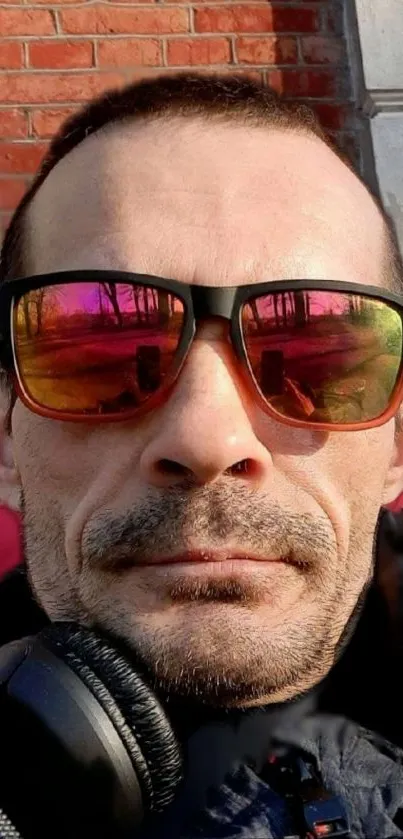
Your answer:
[348,0,403,248]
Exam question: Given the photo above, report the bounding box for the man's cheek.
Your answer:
[323,427,393,489]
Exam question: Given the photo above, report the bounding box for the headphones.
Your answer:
[0,622,184,839]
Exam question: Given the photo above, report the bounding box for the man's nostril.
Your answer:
[228,459,256,477]
[157,459,193,478]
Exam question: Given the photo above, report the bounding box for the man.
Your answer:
[1,73,403,838]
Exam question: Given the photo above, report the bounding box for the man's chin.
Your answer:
[144,652,320,708]
[154,674,274,708]
[87,585,334,707]
[108,627,327,708]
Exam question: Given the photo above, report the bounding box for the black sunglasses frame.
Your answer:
[1,269,403,431]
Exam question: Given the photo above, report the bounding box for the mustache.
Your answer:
[80,483,335,573]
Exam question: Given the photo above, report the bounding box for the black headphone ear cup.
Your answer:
[39,622,183,814]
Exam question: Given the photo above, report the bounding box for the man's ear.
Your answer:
[0,396,20,511]
[382,417,403,507]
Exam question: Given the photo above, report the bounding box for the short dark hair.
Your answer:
[0,72,402,289]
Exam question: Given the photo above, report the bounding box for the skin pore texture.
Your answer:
[3,116,403,706]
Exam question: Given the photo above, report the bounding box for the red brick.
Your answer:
[225,68,263,83]
[0,110,28,140]
[125,68,164,84]
[97,39,161,68]
[236,36,297,65]
[28,40,93,70]
[167,37,231,66]
[312,103,350,131]
[0,72,124,105]
[59,6,189,35]
[0,178,27,211]
[0,142,48,175]
[268,68,337,98]
[0,8,55,36]
[31,107,77,139]
[0,42,23,71]
[195,6,318,34]
[32,0,88,3]
[301,35,344,65]
[194,66,263,82]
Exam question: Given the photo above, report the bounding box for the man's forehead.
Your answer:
[27,118,386,287]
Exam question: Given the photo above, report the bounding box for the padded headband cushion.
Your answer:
[39,622,183,813]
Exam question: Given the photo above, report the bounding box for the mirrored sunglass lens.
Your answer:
[13,282,185,415]
[242,290,403,425]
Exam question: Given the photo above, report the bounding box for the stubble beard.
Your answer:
[22,482,370,707]
[81,565,348,707]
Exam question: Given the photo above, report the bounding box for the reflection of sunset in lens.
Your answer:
[14,282,185,415]
[242,290,403,425]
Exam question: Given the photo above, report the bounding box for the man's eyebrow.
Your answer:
[32,238,136,275]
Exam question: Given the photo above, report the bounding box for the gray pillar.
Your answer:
[347,1,403,248]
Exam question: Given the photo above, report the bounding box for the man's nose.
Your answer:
[139,331,273,487]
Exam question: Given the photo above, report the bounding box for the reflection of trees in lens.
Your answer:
[22,295,32,339]
[158,292,170,326]
[293,291,310,327]
[130,287,142,322]
[246,292,313,332]
[100,282,124,328]
[271,292,311,328]
[347,294,362,320]
[97,283,175,329]
[273,295,280,328]
[97,285,106,324]
[281,293,287,326]
[24,289,46,337]
[249,298,263,332]
[142,286,150,322]
[20,287,60,338]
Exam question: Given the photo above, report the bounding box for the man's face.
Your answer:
[7,117,403,705]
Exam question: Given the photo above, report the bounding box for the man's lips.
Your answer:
[128,550,290,568]
[92,546,307,575]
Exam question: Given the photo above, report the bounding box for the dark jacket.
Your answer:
[144,712,403,839]
[188,727,403,838]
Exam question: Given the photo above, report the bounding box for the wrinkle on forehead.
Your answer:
[27,117,385,287]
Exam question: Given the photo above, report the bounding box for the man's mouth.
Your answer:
[104,548,299,574]
[135,550,287,566]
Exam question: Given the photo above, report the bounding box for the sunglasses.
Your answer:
[1,270,403,432]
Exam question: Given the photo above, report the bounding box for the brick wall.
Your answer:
[0,1,355,241]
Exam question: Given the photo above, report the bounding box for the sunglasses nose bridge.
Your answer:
[191,286,236,321]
